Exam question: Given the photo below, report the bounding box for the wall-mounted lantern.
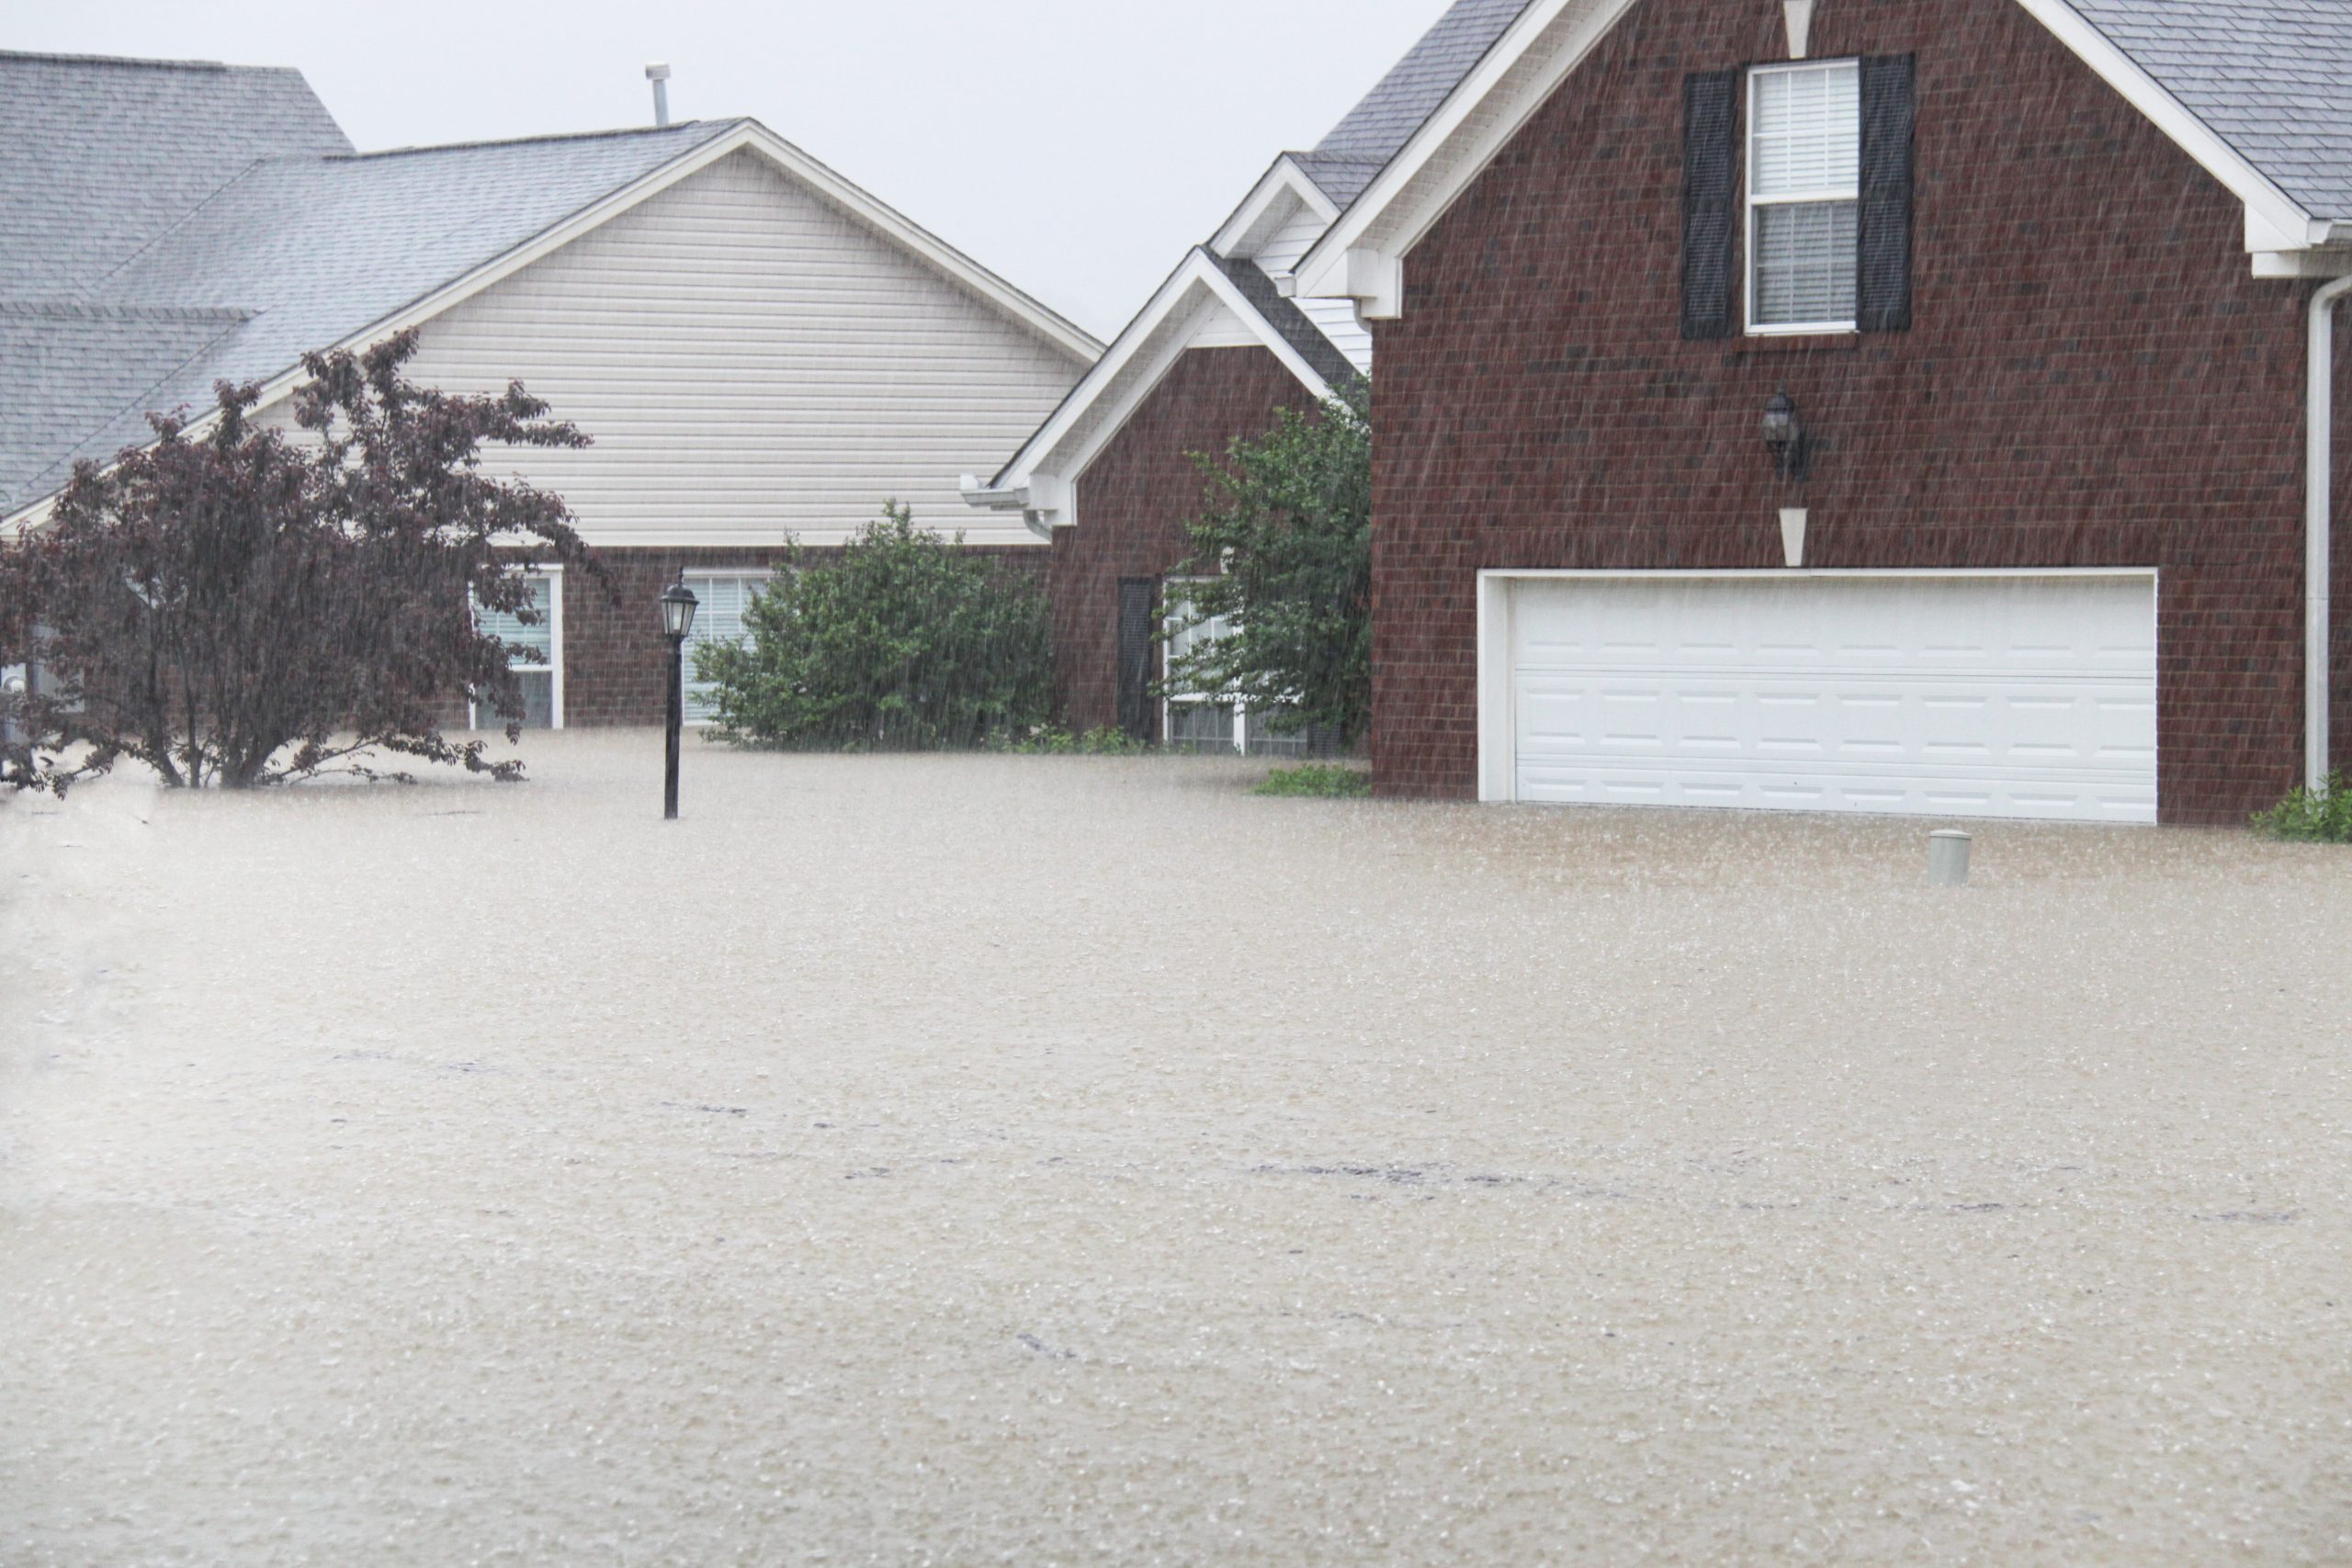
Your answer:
[1762,389,1809,483]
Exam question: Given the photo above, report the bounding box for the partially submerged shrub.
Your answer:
[995,725,1149,756]
[695,505,1051,750]
[1163,378,1371,750]
[0,331,597,791]
[1253,762,1373,798]
[2252,773,2352,841]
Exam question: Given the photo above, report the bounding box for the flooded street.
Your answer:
[4,732,2348,1565]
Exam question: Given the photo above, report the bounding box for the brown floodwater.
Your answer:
[3,733,2348,1564]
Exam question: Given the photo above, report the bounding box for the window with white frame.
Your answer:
[680,571,770,725]
[1160,581,1324,756]
[470,570,562,729]
[1747,60,1861,333]
[1163,584,1238,751]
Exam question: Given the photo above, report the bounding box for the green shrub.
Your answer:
[995,725,1149,756]
[2252,773,2352,841]
[1163,380,1371,748]
[1253,762,1372,798]
[695,504,1051,750]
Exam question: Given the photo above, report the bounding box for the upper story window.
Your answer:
[1747,61,1860,334]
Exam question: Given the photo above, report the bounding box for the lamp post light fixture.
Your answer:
[660,580,698,820]
[1762,388,1809,483]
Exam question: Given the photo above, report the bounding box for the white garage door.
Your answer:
[1503,573,2157,823]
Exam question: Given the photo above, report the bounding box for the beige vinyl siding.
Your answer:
[1248,209,1373,378]
[396,148,1084,547]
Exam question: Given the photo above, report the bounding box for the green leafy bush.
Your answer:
[995,725,1149,756]
[1253,762,1373,798]
[2252,773,2352,841]
[1163,379,1371,748]
[695,504,1051,750]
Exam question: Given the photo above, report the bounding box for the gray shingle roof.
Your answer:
[1311,0,1532,167]
[0,51,352,290]
[1204,250,1363,391]
[2068,0,2352,222]
[1291,152,1389,209]
[0,54,739,513]
[0,303,253,508]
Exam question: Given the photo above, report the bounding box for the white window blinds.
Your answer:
[682,573,767,724]
[1748,61,1860,331]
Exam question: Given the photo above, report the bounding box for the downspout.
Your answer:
[2307,275,2352,791]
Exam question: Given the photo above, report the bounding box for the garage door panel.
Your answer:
[1507,576,2158,823]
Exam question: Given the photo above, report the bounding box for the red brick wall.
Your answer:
[1372,0,2340,824]
[555,543,1047,728]
[1056,345,1313,735]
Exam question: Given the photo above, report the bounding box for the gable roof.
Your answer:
[0,51,353,288]
[2064,0,2352,225]
[1295,0,2352,309]
[962,4,1533,531]
[1309,0,1532,167]
[3,56,1102,525]
[966,246,1359,531]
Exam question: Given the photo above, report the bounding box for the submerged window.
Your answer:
[471,572,561,730]
[681,572,770,725]
[1748,60,1860,333]
[1160,582,1328,757]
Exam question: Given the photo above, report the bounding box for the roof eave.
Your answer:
[974,248,1338,520]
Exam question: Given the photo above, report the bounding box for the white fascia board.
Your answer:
[1295,0,2333,310]
[237,122,1100,426]
[2,493,57,538]
[989,249,1334,525]
[1295,0,1632,302]
[1210,154,1341,262]
[2013,0,2320,251]
[6,119,1105,538]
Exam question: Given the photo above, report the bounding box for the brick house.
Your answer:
[964,4,1523,747]
[0,51,1096,729]
[1293,0,2352,825]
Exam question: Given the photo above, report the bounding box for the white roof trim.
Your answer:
[975,247,1334,526]
[1294,0,2331,307]
[2012,0,2320,247]
[1296,0,1624,301]
[6,118,1102,535]
[1210,154,1342,262]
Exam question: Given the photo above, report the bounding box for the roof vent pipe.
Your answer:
[646,62,673,128]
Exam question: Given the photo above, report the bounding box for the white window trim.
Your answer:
[679,570,775,728]
[469,565,565,731]
[1745,59,1863,339]
[1161,578,1255,755]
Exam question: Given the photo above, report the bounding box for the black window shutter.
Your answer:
[1116,578,1158,741]
[1681,69,1741,341]
[1858,54,1917,333]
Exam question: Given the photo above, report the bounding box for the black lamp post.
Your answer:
[1762,389,1809,482]
[660,581,698,820]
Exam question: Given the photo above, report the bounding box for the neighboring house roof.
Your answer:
[966,246,1361,531]
[964,3,1533,532]
[1295,0,2352,310]
[2065,0,2352,224]
[6,122,736,513]
[1202,251,1360,391]
[0,303,254,509]
[3,54,1102,525]
[1291,153,1391,209]
[0,51,352,286]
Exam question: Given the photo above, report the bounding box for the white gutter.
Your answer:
[2307,274,2352,791]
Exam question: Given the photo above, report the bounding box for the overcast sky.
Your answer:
[2,0,1455,340]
